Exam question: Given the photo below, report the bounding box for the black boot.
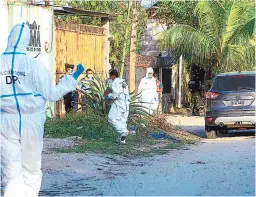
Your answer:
[120,136,126,144]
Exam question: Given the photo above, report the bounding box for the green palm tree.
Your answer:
[161,1,255,73]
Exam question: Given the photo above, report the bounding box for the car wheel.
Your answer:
[205,127,217,139]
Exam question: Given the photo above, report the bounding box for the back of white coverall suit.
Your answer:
[108,78,130,138]
[0,23,78,197]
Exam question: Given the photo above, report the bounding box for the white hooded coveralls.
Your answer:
[138,67,158,114]
[108,78,130,137]
[0,23,77,197]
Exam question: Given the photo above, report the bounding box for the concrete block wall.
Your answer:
[140,19,168,57]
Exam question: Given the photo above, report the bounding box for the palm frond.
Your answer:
[82,74,108,114]
[129,108,152,118]
[130,91,142,101]
[220,45,243,72]
[160,25,216,65]
[220,43,255,72]
[244,44,255,70]
[229,18,255,45]
[222,1,255,46]
[194,1,226,48]
[130,93,153,118]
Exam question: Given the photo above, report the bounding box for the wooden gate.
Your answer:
[55,20,106,116]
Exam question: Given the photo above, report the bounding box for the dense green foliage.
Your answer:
[161,1,255,73]
[155,1,198,27]
[54,0,148,69]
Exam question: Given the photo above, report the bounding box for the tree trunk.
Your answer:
[128,0,138,92]
[120,0,132,79]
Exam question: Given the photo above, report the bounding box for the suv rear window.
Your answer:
[213,75,255,91]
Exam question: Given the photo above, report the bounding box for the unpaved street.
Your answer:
[40,116,255,196]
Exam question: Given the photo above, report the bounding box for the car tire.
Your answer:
[205,127,217,139]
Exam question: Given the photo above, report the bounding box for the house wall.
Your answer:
[140,18,168,57]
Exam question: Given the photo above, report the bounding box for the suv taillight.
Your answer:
[206,91,221,99]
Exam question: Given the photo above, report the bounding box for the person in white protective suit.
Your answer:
[138,67,158,114]
[106,69,130,144]
[0,23,84,197]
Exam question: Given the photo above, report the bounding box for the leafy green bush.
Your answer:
[45,107,151,141]
[80,73,152,122]
[80,74,108,115]
[45,109,116,141]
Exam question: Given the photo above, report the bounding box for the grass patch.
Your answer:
[45,109,200,157]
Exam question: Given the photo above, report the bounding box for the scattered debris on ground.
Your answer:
[190,161,206,165]
[44,112,200,156]
[150,115,191,136]
[150,131,179,141]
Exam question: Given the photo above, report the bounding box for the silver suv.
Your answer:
[205,71,255,139]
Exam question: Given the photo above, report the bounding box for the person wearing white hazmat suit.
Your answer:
[138,67,158,114]
[105,69,130,144]
[0,23,84,197]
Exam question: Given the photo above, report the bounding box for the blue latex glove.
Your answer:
[72,64,84,80]
[92,103,97,109]
[105,96,110,101]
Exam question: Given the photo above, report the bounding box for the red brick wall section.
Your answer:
[125,54,157,68]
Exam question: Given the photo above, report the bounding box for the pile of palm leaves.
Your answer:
[79,74,153,123]
[149,114,190,136]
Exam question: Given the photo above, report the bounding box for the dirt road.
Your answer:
[40,116,255,196]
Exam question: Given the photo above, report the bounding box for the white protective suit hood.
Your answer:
[146,67,154,78]
[5,23,30,53]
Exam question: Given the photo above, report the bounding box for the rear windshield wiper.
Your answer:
[237,87,255,91]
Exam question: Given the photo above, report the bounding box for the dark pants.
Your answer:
[64,93,72,113]
[72,92,79,110]
[192,92,201,116]
[81,96,86,111]
[64,92,78,113]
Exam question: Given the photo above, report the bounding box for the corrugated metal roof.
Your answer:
[141,0,160,9]
[54,6,119,18]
